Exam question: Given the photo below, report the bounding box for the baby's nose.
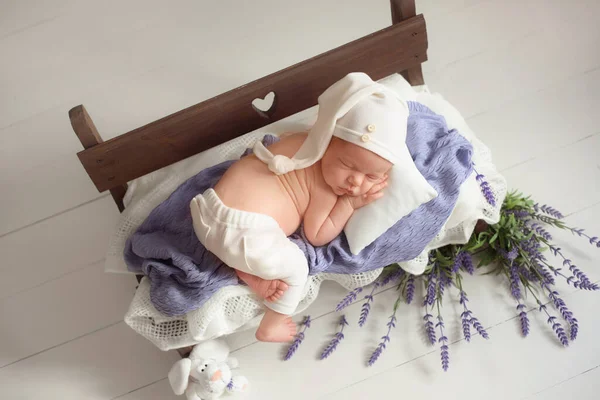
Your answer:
[211,369,222,382]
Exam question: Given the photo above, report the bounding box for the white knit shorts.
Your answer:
[190,189,308,315]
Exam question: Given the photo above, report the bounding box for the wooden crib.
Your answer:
[68,0,429,354]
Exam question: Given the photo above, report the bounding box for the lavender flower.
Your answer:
[336,287,363,312]
[517,303,530,337]
[459,291,472,342]
[451,252,463,273]
[358,284,378,327]
[462,252,475,275]
[518,265,539,283]
[509,265,522,300]
[535,203,564,219]
[549,246,595,288]
[520,236,543,261]
[475,169,496,207]
[380,268,405,287]
[405,275,415,304]
[528,222,553,241]
[567,227,600,249]
[506,209,531,219]
[538,302,569,347]
[320,316,348,359]
[438,270,451,298]
[544,286,578,341]
[284,316,311,361]
[424,271,437,307]
[547,265,598,290]
[436,315,450,371]
[534,262,555,285]
[470,316,490,339]
[423,311,437,345]
[368,314,396,366]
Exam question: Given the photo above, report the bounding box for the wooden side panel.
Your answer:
[390,0,425,86]
[69,105,128,210]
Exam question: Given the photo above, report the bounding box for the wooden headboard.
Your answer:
[69,0,428,211]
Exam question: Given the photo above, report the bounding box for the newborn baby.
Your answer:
[191,73,409,342]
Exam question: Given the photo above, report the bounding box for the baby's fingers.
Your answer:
[365,191,385,204]
[369,180,388,195]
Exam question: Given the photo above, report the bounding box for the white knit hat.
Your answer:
[254,72,438,252]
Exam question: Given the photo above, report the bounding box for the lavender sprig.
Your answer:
[528,222,553,241]
[538,302,569,347]
[336,287,363,312]
[567,227,600,247]
[462,252,475,275]
[423,310,437,345]
[358,283,378,327]
[509,265,522,300]
[284,316,311,361]
[368,314,396,366]
[470,316,490,339]
[380,268,405,287]
[517,303,530,337]
[534,203,564,219]
[544,285,579,341]
[405,275,415,304]
[549,246,596,289]
[320,316,348,359]
[424,269,437,306]
[436,314,450,371]
[475,169,496,207]
[459,290,472,342]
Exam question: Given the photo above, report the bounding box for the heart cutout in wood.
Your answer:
[252,91,277,118]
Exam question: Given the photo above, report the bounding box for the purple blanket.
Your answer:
[125,102,473,316]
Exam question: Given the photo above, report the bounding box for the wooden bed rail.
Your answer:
[70,1,427,207]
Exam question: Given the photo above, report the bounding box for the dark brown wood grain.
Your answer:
[69,105,128,211]
[76,15,428,193]
[390,0,425,86]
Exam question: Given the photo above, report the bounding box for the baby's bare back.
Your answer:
[214,134,320,236]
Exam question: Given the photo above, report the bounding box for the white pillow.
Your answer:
[342,75,436,255]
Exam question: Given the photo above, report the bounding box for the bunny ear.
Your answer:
[168,358,192,395]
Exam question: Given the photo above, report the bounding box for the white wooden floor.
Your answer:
[1,0,599,399]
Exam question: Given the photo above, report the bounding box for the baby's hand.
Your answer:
[345,178,388,210]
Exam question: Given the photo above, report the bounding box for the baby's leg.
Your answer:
[255,309,297,342]
[235,270,288,303]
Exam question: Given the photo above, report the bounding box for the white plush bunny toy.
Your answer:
[168,339,249,400]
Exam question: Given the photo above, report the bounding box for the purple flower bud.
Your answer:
[475,170,496,207]
[509,265,522,300]
[358,284,378,327]
[336,287,363,312]
[405,275,415,304]
[368,312,397,366]
[381,268,404,287]
[538,301,569,347]
[423,312,437,345]
[461,252,475,275]
[436,314,450,371]
[320,316,348,360]
[284,332,305,361]
[528,222,553,241]
[520,312,530,336]
[470,317,490,339]
[537,204,564,219]
[424,272,437,307]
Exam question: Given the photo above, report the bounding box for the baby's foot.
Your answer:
[236,270,288,302]
[255,310,297,343]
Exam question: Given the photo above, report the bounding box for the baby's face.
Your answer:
[321,138,393,197]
